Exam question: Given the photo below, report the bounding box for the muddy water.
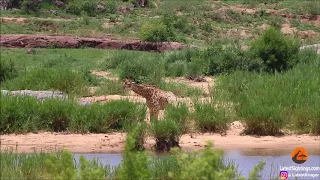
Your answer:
[74,149,320,179]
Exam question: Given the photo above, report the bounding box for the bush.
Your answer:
[71,100,146,133]
[125,122,147,151]
[249,27,300,72]
[150,118,182,151]
[168,142,250,180]
[164,103,190,132]
[118,56,164,84]
[139,13,191,42]
[206,45,263,75]
[37,99,75,132]
[116,133,151,180]
[21,0,41,14]
[139,21,171,42]
[0,96,39,134]
[166,60,187,77]
[0,59,18,83]
[193,103,229,133]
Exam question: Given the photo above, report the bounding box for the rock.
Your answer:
[3,90,68,101]
[0,90,10,95]
[0,34,190,53]
[300,44,320,55]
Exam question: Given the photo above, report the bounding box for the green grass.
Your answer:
[0,18,106,36]
[94,79,128,96]
[214,50,320,135]
[193,102,230,133]
[0,149,110,180]
[277,0,320,15]
[290,19,320,33]
[2,68,90,96]
[0,95,146,134]
[157,81,207,97]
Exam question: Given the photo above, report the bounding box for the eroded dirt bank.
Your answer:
[1,121,319,154]
[0,34,189,52]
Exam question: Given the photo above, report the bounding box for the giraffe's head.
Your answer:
[123,76,133,89]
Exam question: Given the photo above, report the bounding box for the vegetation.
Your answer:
[249,27,300,72]
[1,1,319,178]
[1,134,268,180]
[214,49,320,135]
[194,103,230,133]
[0,96,146,134]
[0,0,319,142]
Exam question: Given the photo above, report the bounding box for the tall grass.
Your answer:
[157,81,206,97]
[150,118,182,151]
[2,68,90,96]
[164,103,190,132]
[215,50,320,135]
[0,149,110,180]
[0,95,146,134]
[193,103,230,134]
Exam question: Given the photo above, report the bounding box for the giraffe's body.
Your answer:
[123,77,176,121]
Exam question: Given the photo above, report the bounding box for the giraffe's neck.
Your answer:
[131,83,154,99]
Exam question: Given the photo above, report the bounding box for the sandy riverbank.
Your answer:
[1,121,319,154]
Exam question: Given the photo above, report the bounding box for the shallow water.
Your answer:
[74,149,320,179]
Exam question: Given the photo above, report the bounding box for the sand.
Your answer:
[1,121,319,154]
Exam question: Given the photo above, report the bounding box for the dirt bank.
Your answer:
[1,121,319,154]
[0,34,190,52]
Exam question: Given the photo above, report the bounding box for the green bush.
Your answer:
[169,142,250,180]
[187,57,210,77]
[71,100,146,133]
[139,13,191,42]
[0,59,18,83]
[37,99,76,132]
[249,27,300,72]
[66,0,114,16]
[125,122,147,151]
[116,133,151,180]
[166,60,188,77]
[150,118,182,151]
[0,96,39,134]
[164,103,190,132]
[118,56,164,84]
[193,103,229,133]
[139,21,171,42]
[21,0,41,14]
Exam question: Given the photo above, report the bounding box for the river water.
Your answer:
[74,149,320,179]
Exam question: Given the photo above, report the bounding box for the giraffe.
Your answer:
[123,77,176,121]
